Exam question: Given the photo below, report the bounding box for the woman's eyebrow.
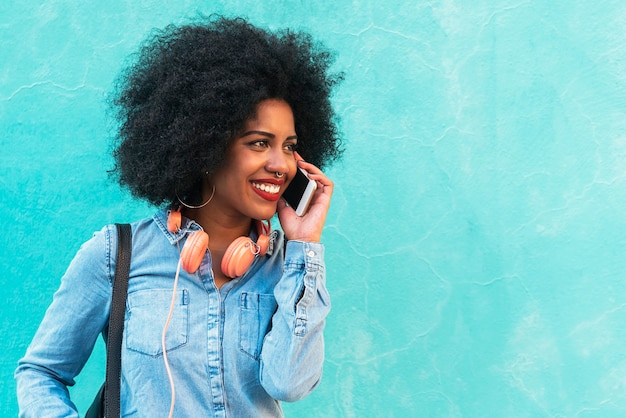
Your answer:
[241,130,274,138]
[241,130,298,141]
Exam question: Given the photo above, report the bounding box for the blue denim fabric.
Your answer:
[15,209,330,417]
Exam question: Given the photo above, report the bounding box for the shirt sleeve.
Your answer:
[259,240,331,402]
[15,226,115,418]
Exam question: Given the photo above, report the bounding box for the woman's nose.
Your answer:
[266,148,291,175]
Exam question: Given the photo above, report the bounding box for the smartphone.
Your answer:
[283,167,317,216]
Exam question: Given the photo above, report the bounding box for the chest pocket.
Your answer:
[239,292,277,360]
[125,289,189,357]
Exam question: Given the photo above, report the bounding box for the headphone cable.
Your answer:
[161,255,181,418]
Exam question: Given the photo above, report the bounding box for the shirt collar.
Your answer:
[152,208,276,256]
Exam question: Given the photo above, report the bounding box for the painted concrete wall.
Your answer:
[3,1,626,416]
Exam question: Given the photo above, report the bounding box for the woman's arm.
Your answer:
[15,226,114,417]
[261,154,334,401]
[259,240,330,401]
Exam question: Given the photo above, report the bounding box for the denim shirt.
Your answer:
[15,209,330,417]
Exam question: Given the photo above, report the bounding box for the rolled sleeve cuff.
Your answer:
[284,240,325,270]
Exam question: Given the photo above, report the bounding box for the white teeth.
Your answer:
[252,182,280,194]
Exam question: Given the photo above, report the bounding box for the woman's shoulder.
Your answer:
[72,213,161,275]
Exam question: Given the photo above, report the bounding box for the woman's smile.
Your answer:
[251,178,285,201]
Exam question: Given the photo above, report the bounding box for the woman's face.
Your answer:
[208,99,299,221]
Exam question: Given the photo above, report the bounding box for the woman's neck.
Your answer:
[183,206,252,250]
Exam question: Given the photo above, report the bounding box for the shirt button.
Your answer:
[307,250,315,258]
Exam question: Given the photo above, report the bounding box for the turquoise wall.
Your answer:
[3,1,626,416]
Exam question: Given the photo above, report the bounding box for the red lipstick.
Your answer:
[250,179,284,202]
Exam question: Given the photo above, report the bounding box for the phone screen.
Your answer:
[283,168,317,216]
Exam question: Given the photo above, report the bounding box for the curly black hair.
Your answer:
[110,15,343,207]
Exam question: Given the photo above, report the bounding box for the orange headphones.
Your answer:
[167,208,270,277]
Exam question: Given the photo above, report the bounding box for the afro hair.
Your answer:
[110,15,343,207]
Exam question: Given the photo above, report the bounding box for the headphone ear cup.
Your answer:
[256,234,270,257]
[255,220,271,256]
[167,209,182,233]
[180,230,209,274]
[221,237,257,278]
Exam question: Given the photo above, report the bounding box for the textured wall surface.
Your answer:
[3,1,626,417]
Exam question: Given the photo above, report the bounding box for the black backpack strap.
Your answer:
[105,223,132,417]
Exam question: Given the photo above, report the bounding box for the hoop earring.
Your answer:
[176,185,216,209]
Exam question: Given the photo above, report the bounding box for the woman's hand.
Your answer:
[277,152,334,242]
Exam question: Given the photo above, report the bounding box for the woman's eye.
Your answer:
[285,142,298,152]
[249,140,269,149]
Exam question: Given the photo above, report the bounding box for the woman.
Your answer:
[15,16,343,417]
